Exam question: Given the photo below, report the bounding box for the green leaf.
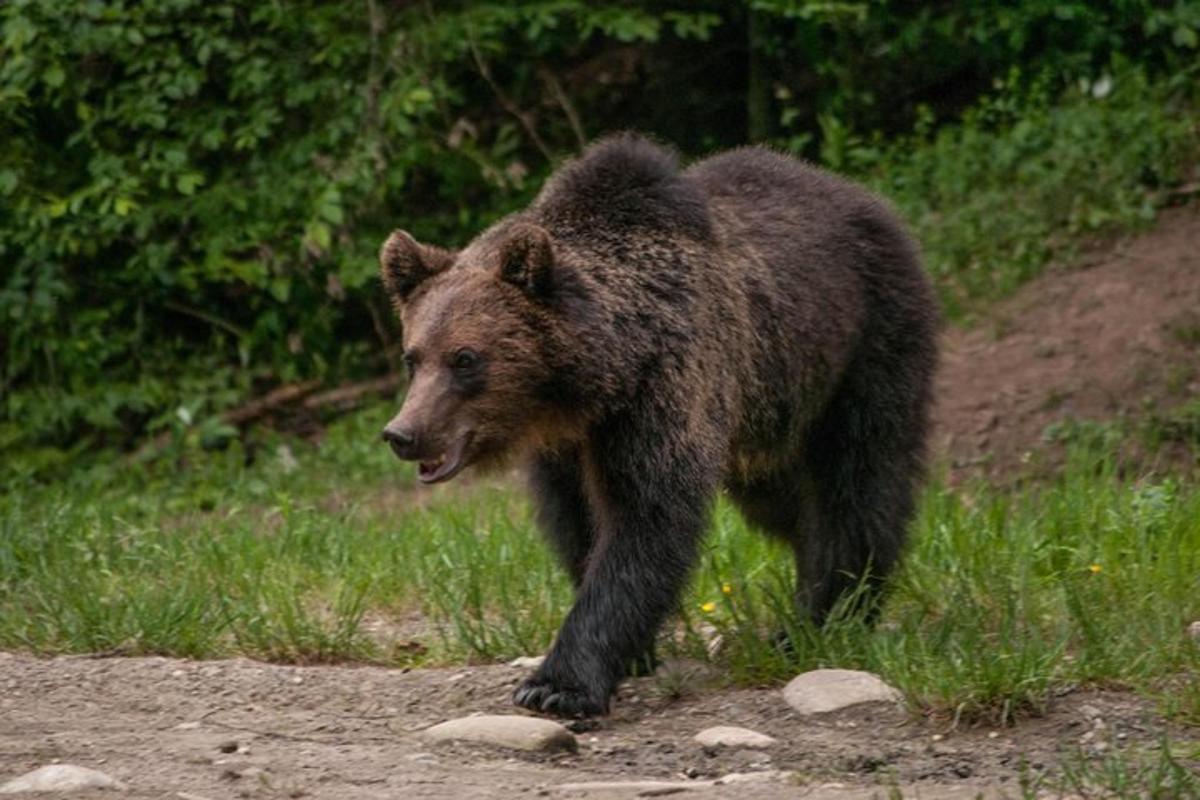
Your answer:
[176,173,204,196]
[44,64,65,88]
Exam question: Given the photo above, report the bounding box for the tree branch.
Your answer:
[540,67,586,153]
[466,31,555,163]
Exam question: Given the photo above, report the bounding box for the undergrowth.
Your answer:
[2,62,1195,457]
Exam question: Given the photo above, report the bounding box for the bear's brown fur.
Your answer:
[379,133,938,717]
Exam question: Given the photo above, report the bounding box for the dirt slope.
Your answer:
[936,204,1200,481]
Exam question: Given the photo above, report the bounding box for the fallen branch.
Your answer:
[223,379,323,426]
[130,379,322,462]
[303,374,403,411]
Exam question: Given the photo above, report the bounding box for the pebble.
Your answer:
[782,669,902,715]
[0,764,125,793]
[552,779,698,795]
[554,771,792,794]
[1188,620,1200,641]
[508,655,547,669]
[692,725,776,749]
[423,714,577,753]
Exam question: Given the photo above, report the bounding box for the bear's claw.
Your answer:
[513,676,608,718]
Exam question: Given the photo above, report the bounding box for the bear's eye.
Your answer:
[402,352,418,376]
[451,348,480,372]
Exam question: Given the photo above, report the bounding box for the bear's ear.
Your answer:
[379,230,451,306]
[498,223,555,298]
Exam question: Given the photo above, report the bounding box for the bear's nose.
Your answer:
[381,426,417,459]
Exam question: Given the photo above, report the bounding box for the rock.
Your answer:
[0,765,125,793]
[423,714,576,753]
[693,726,776,749]
[782,669,902,715]
[1187,620,1200,641]
[552,779,702,795]
[554,772,794,795]
[508,655,547,669]
[713,770,792,785]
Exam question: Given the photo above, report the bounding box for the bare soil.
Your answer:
[935,204,1200,482]
[3,207,1199,798]
[0,652,1184,799]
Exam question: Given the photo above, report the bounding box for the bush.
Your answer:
[1,1,1197,455]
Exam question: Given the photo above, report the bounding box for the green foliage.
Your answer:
[861,67,1197,317]
[1,0,1197,453]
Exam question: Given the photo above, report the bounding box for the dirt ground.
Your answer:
[2,206,1198,798]
[0,651,1186,799]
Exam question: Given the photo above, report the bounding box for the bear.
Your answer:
[378,133,938,718]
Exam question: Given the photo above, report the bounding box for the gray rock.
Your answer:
[508,655,547,669]
[1187,620,1200,641]
[693,725,776,749]
[552,779,704,795]
[0,765,125,793]
[782,668,901,715]
[554,771,793,795]
[423,714,576,753]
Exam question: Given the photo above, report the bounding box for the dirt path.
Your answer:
[3,208,1199,798]
[0,652,1181,799]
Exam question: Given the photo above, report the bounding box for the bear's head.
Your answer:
[377,222,578,483]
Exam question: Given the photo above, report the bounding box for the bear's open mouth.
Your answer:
[417,433,473,484]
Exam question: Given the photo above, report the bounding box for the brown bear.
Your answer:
[378,133,938,717]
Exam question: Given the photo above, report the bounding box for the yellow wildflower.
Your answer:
[721,582,733,595]
[700,601,717,613]
[1088,564,1102,574]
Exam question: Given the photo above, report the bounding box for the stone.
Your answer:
[693,726,776,749]
[552,779,702,795]
[712,770,792,785]
[553,771,794,795]
[423,714,576,753]
[782,668,902,715]
[508,655,547,669]
[1187,620,1200,641]
[0,765,125,793]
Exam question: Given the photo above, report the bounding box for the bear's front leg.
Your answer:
[513,433,715,717]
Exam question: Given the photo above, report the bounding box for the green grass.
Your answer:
[1027,737,1200,799]
[2,406,1197,729]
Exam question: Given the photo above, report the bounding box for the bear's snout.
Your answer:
[381,426,418,460]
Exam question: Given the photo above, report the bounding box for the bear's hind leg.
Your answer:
[798,359,931,625]
[728,467,822,644]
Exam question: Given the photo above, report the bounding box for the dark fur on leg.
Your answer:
[529,447,593,588]
[514,418,715,717]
